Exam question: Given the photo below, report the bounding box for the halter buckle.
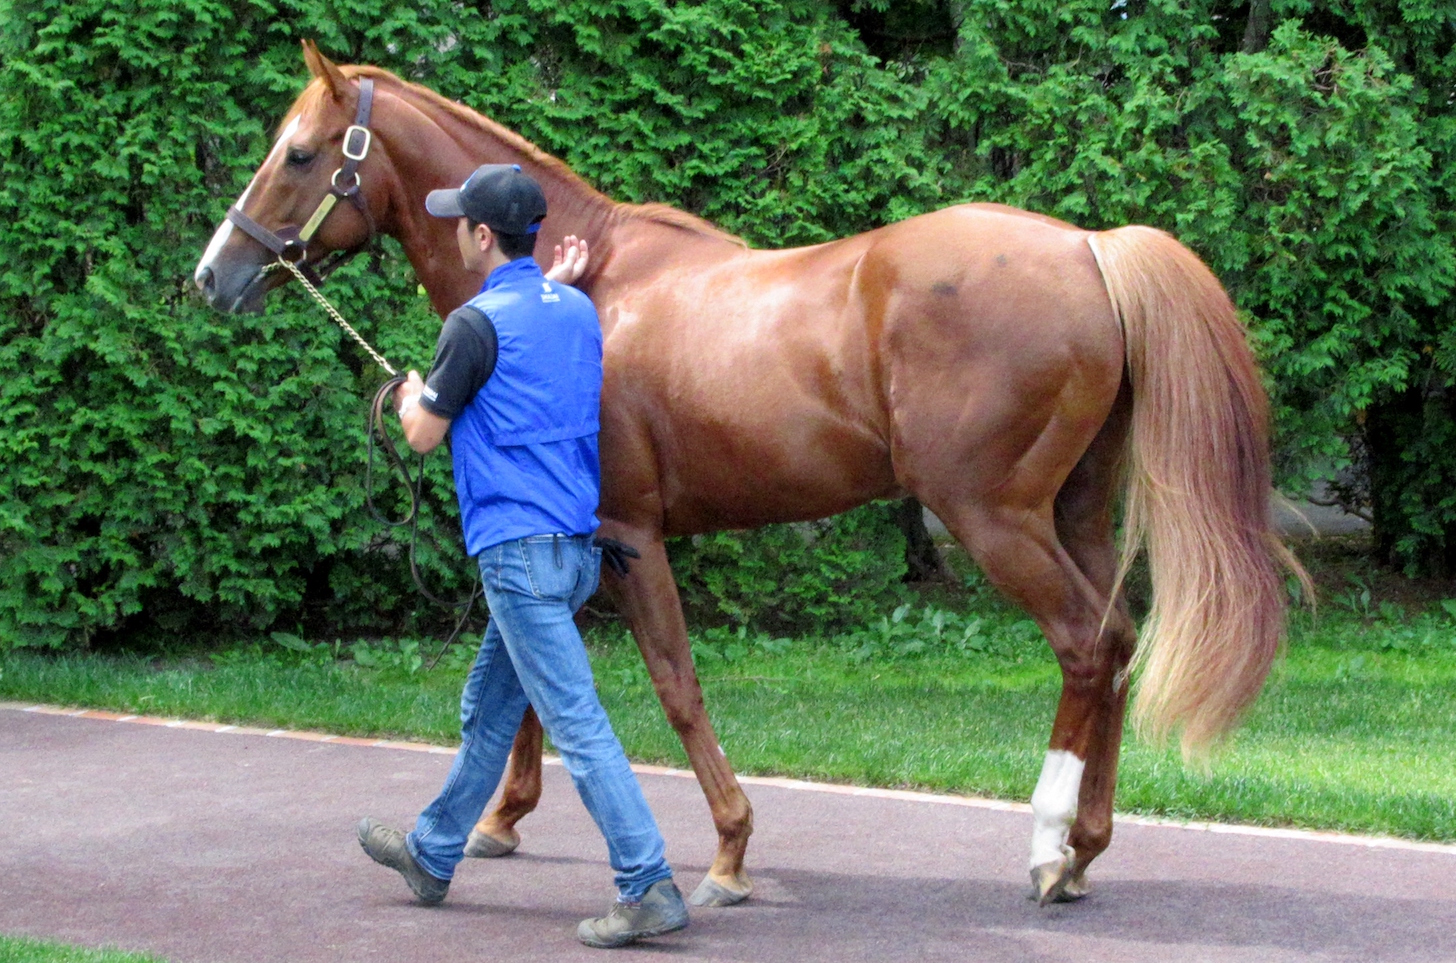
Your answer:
[342,124,372,162]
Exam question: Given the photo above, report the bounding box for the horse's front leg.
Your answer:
[600,519,755,907]
[466,706,544,858]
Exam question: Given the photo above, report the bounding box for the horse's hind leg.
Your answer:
[467,707,544,857]
[1038,389,1136,901]
[936,497,1133,903]
[916,396,1134,905]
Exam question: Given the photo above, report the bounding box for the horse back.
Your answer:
[593,204,1122,533]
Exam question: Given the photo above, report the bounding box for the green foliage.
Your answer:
[1324,576,1456,653]
[921,2,1455,567]
[1,0,1453,649]
[668,503,906,633]
[835,602,1044,663]
[0,0,486,649]
[204,630,474,677]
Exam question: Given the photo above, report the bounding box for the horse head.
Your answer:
[194,41,387,313]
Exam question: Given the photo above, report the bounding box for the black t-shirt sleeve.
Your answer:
[420,306,498,420]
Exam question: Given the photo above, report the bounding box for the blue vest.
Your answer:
[450,258,603,555]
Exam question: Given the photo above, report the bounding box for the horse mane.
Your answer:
[286,65,745,248]
[626,204,746,246]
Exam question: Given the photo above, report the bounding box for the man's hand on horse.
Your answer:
[546,235,589,284]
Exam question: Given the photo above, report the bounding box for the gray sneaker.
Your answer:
[356,817,449,905]
[577,879,690,948]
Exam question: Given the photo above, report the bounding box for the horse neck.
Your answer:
[371,82,741,317]
[373,86,623,315]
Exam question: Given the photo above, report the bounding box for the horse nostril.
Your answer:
[196,265,215,297]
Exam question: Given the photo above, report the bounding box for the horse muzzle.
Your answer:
[194,256,273,315]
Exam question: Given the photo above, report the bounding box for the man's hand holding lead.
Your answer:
[395,369,450,454]
[395,370,426,416]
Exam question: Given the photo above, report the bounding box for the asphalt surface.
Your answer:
[2,704,1452,963]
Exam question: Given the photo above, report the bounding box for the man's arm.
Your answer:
[396,237,587,454]
[395,371,451,454]
[395,300,500,453]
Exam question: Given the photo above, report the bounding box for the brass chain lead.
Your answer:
[266,248,482,663]
[275,257,398,377]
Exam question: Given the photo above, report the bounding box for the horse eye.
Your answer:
[285,147,314,168]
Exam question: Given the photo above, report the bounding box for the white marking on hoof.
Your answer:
[1030,861,1092,904]
[1028,749,1085,870]
[1029,859,1068,904]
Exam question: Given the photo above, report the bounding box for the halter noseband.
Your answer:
[226,77,377,285]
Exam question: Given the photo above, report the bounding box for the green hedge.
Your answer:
[1,0,1452,648]
[669,503,907,633]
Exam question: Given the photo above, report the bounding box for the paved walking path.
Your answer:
[3,703,1452,963]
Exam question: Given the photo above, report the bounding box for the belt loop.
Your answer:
[553,533,563,569]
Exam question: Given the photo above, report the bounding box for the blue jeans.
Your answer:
[405,533,673,901]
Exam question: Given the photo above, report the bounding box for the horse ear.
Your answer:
[301,39,350,102]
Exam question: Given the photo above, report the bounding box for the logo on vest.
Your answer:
[540,282,560,304]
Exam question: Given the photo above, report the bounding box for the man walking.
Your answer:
[357,164,688,949]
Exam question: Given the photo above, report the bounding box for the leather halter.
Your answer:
[226,78,377,285]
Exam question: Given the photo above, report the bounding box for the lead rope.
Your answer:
[276,258,398,376]
[365,376,484,671]
[275,256,481,669]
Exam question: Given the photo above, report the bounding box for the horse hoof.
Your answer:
[689,873,752,907]
[1028,859,1085,906]
[464,827,520,858]
[1059,870,1091,901]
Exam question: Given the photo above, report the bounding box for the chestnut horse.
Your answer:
[195,43,1301,907]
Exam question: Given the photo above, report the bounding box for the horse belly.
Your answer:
[599,257,898,536]
[654,402,898,536]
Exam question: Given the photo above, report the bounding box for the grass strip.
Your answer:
[0,934,167,963]
[592,642,1456,842]
[4,613,1454,843]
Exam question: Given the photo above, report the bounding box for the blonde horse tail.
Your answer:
[1087,225,1310,759]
